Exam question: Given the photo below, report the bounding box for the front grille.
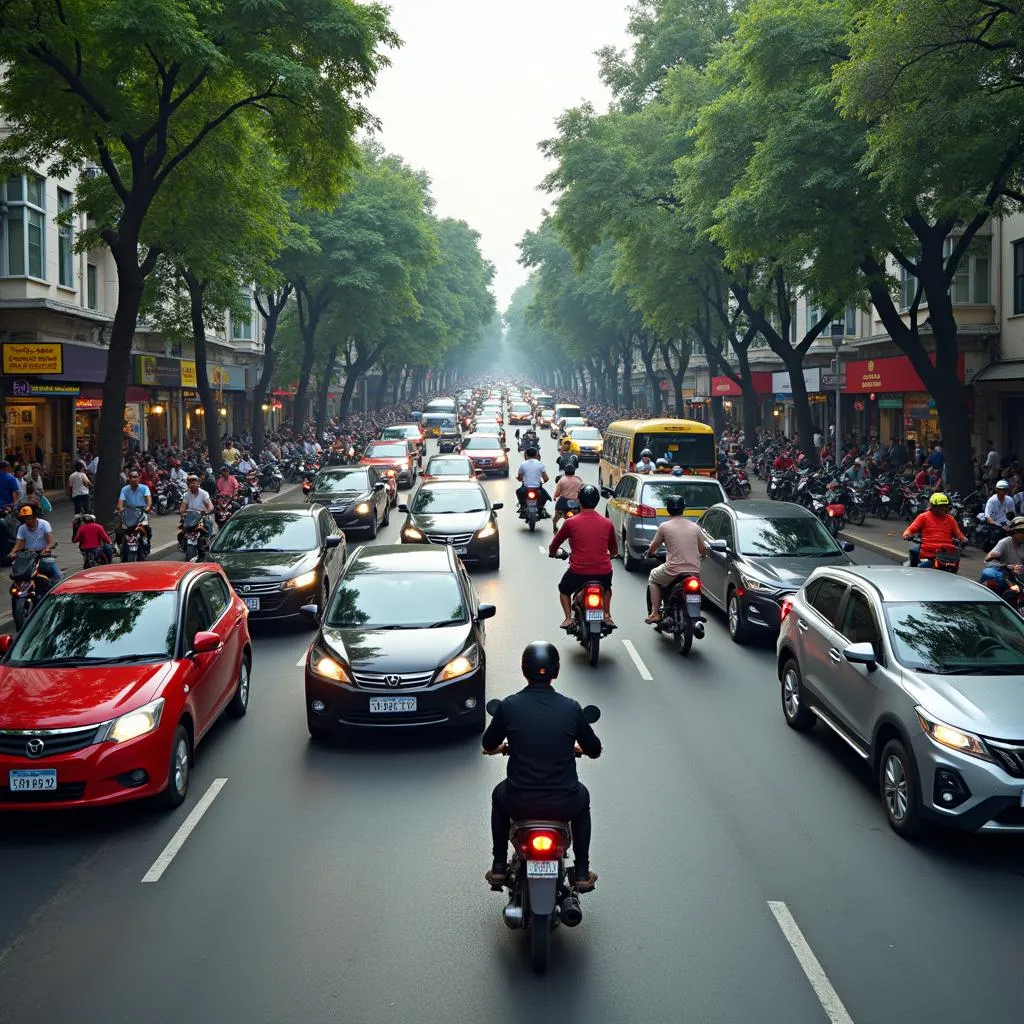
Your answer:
[339,710,448,726]
[351,670,435,690]
[0,726,102,758]
[328,502,353,515]
[986,739,1024,778]
[0,782,87,803]
[425,533,474,547]
[231,580,282,596]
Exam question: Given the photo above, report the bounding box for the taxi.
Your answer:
[565,426,604,461]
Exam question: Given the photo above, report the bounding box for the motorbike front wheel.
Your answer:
[11,595,30,631]
[186,542,198,562]
[530,913,552,974]
[847,505,866,526]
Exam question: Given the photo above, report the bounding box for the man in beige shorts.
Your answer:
[644,493,707,623]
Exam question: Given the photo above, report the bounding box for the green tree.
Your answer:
[0,0,398,519]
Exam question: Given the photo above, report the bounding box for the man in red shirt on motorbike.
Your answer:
[902,492,967,566]
[548,485,618,629]
[773,450,795,472]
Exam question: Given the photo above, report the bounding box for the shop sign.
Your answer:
[771,368,821,394]
[3,343,63,375]
[135,355,181,388]
[180,360,197,388]
[9,379,79,398]
[878,397,903,409]
[843,353,964,393]
[820,372,846,388]
[76,398,102,410]
[711,376,742,396]
[682,388,695,398]
[774,393,790,402]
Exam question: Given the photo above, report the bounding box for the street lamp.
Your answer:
[261,402,270,413]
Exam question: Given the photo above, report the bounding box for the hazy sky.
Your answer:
[367,0,632,314]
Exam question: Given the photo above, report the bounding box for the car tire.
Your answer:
[368,512,378,540]
[161,724,191,809]
[382,503,391,528]
[226,654,251,719]
[727,588,751,645]
[781,659,815,731]
[879,738,924,839]
[622,534,639,573]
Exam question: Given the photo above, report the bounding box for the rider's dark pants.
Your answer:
[491,780,592,874]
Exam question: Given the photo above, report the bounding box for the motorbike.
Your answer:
[981,564,1024,611]
[261,462,284,493]
[519,488,548,532]
[214,494,239,528]
[119,506,150,562]
[0,506,20,566]
[9,550,51,631]
[179,510,210,562]
[907,535,964,573]
[646,571,706,655]
[486,699,601,974]
[153,472,172,515]
[554,550,615,666]
[244,470,263,504]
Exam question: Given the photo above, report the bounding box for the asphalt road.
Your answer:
[1,429,1022,1024]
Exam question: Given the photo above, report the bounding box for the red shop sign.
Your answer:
[751,372,774,394]
[843,353,964,393]
[711,376,743,396]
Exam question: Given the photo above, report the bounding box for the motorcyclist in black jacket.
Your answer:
[483,641,602,891]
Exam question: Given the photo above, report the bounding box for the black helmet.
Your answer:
[521,641,560,682]
[578,484,600,508]
[666,494,686,516]
[564,463,576,475]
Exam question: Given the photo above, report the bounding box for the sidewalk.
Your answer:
[746,476,985,570]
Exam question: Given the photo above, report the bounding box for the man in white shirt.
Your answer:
[86,454,99,476]
[984,441,1000,487]
[985,480,1015,528]
[10,506,60,585]
[516,447,550,513]
[237,451,258,475]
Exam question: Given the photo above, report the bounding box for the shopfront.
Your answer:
[771,369,822,438]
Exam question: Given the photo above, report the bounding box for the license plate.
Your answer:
[369,697,417,713]
[585,609,604,621]
[454,546,468,555]
[527,501,537,510]
[526,859,559,878]
[9,769,57,792]
[244,597,260,612]
[685,594,702,612]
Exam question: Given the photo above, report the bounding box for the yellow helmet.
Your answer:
[929,492,950,507]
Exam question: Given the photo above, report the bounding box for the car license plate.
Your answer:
[369,697,417,713]
[9,769,57,792]
[686,594,702,612]
[526,860,559,878]
[585,609,604,622]
[244,597,260,612]
[454,546,468,555]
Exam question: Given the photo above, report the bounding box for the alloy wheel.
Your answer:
[783,668,800,719]
[172,735,190,797]
[883,754,908,822]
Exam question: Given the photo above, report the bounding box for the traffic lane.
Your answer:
[611,541,1024,1022]
[0,495,834,1024]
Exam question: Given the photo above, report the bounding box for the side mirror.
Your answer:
[582,704,601,723]
[325,535,342,549]
[843,642,877,669]
[398,503,409,513]
[600,487,614,499]
[485,698,501,716]
[477,603,497,620]
[491,502,504,511]
[0,634,12,656]
[841,541,855,552]
[709,539,729,553]
[300,603,321,624]
[374,482,386,491]
[191,630,223,656]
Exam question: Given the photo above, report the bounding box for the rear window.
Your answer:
[632,432,714,468]
[365,443,407,458]
[642,481,724,509]
[463,436,502,450]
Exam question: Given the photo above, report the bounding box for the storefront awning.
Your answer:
[973,360,1024,383]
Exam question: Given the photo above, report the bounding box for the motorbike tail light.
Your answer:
[584,586,603,609]
[529,834,555,853]
[636,504,657,518]
[527,490,537,500]
[779,597,794,620]
[684,576,701,592]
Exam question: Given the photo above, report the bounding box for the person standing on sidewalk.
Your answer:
[68,460,93,514]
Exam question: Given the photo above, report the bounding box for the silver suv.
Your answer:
[777,565,1024,837]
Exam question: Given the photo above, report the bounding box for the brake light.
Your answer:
[527,490,537,499]
[636,504,657,518]
[584,586,603,609]
[780,597,794,620]
[684,576,701,593]
[530,834,555,854]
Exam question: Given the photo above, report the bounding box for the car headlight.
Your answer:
[740,574,775,593]
[309,644,350,682]
[354,502,371,515]
[915,707,992,761]
[476,522,497,539]
[403,525,424,540]
[98,698,165,743]
[494,454,507,463]
[281,569,319,591]
[438,643,479,682]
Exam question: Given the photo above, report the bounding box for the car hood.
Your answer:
[408,512,491,534]
[311,490,369,505]
[0,661,173,730]
[741,554,851,589]
[321,623,469,673]
[902,672,1024,739]
[210,550,317,579]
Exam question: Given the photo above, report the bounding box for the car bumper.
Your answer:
[575,449,602,461]
[306,669,485,730]
[740,591,790,633]
[910,732,1024,832]
[469,462,508,476]
[228,578,320,620]
[0,727,174,809]
[330,509,378,532]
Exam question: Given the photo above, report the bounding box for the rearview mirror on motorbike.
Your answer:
[582,704,601,723]
[485,698,501,716]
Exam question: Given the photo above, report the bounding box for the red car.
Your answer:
[361,440,417,489]
[0,562,251,811]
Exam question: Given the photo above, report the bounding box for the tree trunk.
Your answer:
[640,341,662,415]
[338,347,380,420]
[735,344,758,442]
[252,286,292,456]
[619,343,633,407]
[182,271,222,471]
[660,339,690,418]
[375,364,390,410]
[94,244,147,528]
[316,345,339,436]
[293,282,324,433]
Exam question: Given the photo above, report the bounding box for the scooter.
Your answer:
[981,564,1024,611]
[646,570,706,656]
[179,510,210,563]
[486,699,601,974]
[519,488,549,532]
[119,507,150,562]
[554,549,615,666]
[907,535,964,573]
[9,550,51,631]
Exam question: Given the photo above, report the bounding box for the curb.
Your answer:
[838,531,906,563]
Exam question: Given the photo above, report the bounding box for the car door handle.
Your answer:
[797,619,809,632]
[828,648,842,663]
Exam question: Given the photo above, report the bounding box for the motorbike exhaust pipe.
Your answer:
[502,903,524,930]
[559,895,583,928]
[692,621,705,639]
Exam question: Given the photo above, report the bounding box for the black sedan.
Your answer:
[308,466,390,537]
[698,500,854,644]
[208,503,347,622]
[398,480,502,569]
[303,545,496,737]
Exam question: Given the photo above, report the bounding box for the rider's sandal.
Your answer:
[575,871,598,893]
[644,614,661,624]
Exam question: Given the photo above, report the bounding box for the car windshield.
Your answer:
[326,572,467,629]
[427,459,472,476]
[463,436,501,450]
[737,516,839,556]
[632,431,715,468]
[569,427,601,440]
[412,487,488,514]
[8,591,178,665]
[212,513,317,553]
[643,481,724,510]
[382,427,417,440]
[315,471,369,494]
[365,443,406,458]
[885,601,1024,674]
[561,418,586,427]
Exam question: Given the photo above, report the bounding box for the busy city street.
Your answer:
[1,421,1022,1024]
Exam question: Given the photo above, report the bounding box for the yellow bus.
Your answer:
[598,418,717,490]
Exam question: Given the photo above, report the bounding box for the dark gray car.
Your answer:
[698,500,854,644]
[308,466,390,538]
